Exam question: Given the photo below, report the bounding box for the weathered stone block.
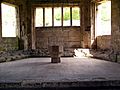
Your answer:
[69,37,80,42]
[50,46,61,63]
[97,35,111,50]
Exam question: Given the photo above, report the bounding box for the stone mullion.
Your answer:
[31,7,36,49]
[61,6,63,27]
[91,3,95,40]
[52,7,54,27]
[43,8,45,27]
[70,7,72,26]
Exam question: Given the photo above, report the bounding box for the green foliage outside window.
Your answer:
[55,13,61,21]
[54,7,80,21]
[72,8,80,20]
[101,3,111,21]
[63,8,70,20]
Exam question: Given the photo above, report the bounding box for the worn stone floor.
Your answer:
[0,57,120,88]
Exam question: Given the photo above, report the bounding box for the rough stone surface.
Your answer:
[0,0,29,51]
[0,38,19,51]
[96,35,111,50]
[50,46,61,63]
[90,49,120,63]
[0,0,97,51]
[1,48,120,63]
[111,0,120,53]
[36,27,81,56]
[0,49,51,63]
[0,50,29,63]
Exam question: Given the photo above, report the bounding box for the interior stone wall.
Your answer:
[0,0,92,53]
[0,0,94,53]
[0,38,19,51]
[111,0,120,53]
[30,0,92,56]
[24,0,93,52]
[0,0,28,51]
[36,27,81,56]
[96,35,111,50]
[105,0,120,62]
[80,0,91,48]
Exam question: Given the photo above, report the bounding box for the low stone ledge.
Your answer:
[0,49,50,63]
[89,49,120,63]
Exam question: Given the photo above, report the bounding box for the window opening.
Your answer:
[72,7,80,26]
[63,7,70,26]
[54,7,62,26]
[35,8,43,27]
[45,7,52,26]
[96,1,111,36]
[1,3,17,37]
[35,5,80,27]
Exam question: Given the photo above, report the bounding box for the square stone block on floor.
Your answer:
[50,46,61,63]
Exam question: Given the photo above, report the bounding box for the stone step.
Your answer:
[0,80,120,89]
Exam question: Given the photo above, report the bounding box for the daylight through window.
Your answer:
[63,7,70,26]
[35,6,80,27]
[35,8,43,27]
[45,8,52,26]
[96,1,111,36]
[54,7,62,26]
[1,3,17,37]
[72,7,80,26]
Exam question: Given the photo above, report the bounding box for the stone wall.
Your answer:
[111,0,120,53]
[36,27,81,56]
[0,38,18,51]
[96,35,111,50]
[0,0,28,51]
[109,0,120,62]
[0,0,92,53]
[80,0,91,48]
[29,0,92,56]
